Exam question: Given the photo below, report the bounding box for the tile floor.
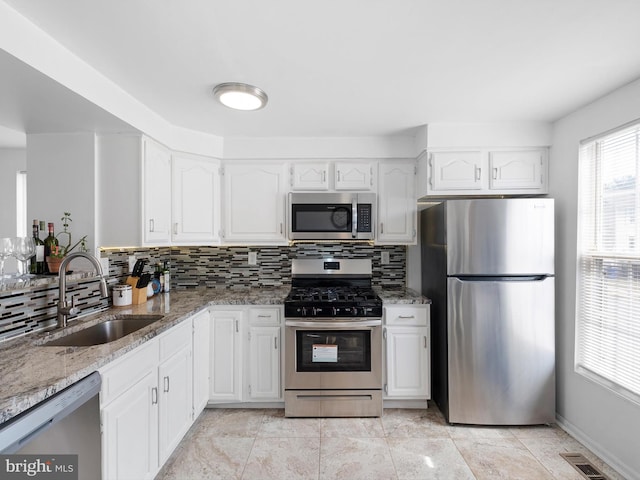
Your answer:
[156,406,625,480]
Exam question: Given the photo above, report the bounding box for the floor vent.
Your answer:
[560,453,609,480]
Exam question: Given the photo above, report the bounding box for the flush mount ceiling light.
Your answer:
[212,82,268,111]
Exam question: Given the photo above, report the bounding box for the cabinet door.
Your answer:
[102,371,158,480]
[158,344,193,464]
[291,162,329,190]
[221,163,287,243]
[248,326,281,400]
[143,138,172,245]
[335,161,375,190]
[210,310,243,402]
[385,326,430,398]
[429,151,483,191]
[488,149,546,191]
[172,154,220,243]
[192,310,211,417]
[377,161,417,244]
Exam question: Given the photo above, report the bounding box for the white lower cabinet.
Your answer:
[209,306,283,404]
[383,305,431,399]
[100,318,195,480]
[101,369,158,480]
[209,310,244,402]
[157,322,192,465]
[247,307,282,401]
[192,309,211,416]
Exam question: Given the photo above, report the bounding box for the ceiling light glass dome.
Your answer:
[212,83,268,111]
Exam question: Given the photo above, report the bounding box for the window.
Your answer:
[16,170,27,237]
[576,121,640,404]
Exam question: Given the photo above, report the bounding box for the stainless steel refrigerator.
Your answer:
[421,198,555,425]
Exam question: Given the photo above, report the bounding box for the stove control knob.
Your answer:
[332,307,337,316]
[301,307,307,317]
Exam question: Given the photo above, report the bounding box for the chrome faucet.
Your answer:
[57,252,109,328]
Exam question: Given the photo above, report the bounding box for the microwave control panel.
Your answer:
[357,204,372,232]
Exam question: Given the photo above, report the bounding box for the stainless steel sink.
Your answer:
[43,314,164,347]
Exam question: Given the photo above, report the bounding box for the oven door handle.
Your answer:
[285,319,381,328]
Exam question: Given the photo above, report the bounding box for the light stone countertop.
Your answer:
[0,285,428,424]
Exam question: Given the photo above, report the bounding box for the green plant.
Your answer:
[49,212,88,258]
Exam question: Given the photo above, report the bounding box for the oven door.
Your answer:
[284,319,382,390]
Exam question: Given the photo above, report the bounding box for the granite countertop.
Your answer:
[0,285,427,424]
[375,287,430,304]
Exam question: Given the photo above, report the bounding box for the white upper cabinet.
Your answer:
[428,151,483,191]
[290,162,330,190]
[335,161,376,191]
[221,162,288,244]
[290,160,377,192]
[423,147,548,196]
[143,138,172,245]
[488,150,545,190]
[377,160,417,245]
[171,153,221,244]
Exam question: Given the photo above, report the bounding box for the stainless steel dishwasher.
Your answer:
[0,371,102,480]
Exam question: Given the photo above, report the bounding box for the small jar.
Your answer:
[112,284,132,307]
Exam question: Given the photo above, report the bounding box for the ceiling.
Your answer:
[2,0,640,145]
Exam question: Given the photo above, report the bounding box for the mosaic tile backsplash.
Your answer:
[0,243,406,341]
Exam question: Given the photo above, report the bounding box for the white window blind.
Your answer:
[576,121,640,404]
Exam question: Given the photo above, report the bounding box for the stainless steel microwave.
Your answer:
[288,192,376,240]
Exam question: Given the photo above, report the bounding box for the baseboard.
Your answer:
[206,401,285,409]
[383,399,429,409]
[556,412,638,480]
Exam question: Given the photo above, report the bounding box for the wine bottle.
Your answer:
[43,222,59,274]
[29,220,46,274]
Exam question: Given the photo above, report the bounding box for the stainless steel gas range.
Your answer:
[284,258,383,417]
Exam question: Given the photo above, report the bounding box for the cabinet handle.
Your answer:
[383,327,387,340]
[152,387,158,405]
[475,167,481,181]
[380,223,384,234]
[398,315,415,319]
[173,222,178,235]
[424,336,427,348]
[384,383,388,394]
[280,223,283,234]
[493,167,498,179]
[235,320,239,333]
[274,337,278,350]
[149,219,155,232]
[164,376,170,393]
[257,314,271,318]
[370,167,374,186]
[322,171,326,182]
[337,170,341,182]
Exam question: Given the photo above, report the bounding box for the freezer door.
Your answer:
[446,198,554,275]
[447,276,555,425]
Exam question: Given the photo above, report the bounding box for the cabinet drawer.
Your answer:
[248,307,281,325]
[99,339,159,406]
[159,320,192,362]
[384,306,429,326]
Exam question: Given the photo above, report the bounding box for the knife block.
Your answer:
[125,276,148,304]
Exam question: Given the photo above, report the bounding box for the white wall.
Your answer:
[0,148,25,273]
[0,148,25,238]
[551,78,640,480]
[27,133,96,257]
[223,135,417,159]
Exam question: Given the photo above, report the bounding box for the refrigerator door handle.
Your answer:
[454,275,549,282]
